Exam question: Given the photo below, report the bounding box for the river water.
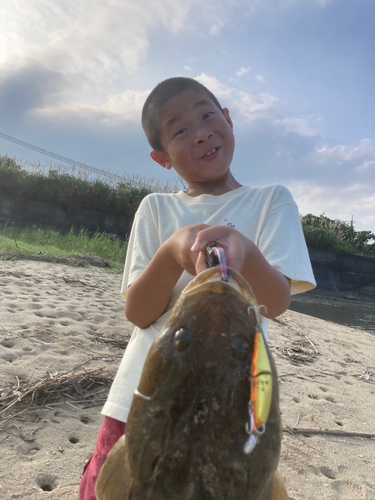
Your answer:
[289,299,375,335]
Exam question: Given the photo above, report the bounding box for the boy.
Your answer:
[80,77,316,499]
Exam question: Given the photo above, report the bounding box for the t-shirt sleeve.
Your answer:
[120,197,160,296]
[257,185,316,295]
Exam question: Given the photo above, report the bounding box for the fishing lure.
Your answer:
[205,244,228,281]
[244,307,273,454]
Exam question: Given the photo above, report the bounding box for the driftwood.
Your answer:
[284,426,375,440]
[94,335,130,350]
[275,336,319,363]
[0,365,115,426]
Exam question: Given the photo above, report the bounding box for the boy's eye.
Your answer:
[175,128,187,137]
[203,112,213,120]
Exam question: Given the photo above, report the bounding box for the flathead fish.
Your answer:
[96,267,289,500]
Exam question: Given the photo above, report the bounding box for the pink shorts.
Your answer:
[79,416,126,500]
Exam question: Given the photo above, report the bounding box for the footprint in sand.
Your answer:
[36,475,58,492]
[319,465,337,479]
[324,395,336,403]
[307,393,319,400]
[2,354,15,363]
[5,302,17,308]
[330,479,365,497]
[1,339,15,348]
[28,445,41,455]
[29,304,43,310]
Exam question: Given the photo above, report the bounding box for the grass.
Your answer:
[1,157,373,261]
[301,214,375,258]
[0,224,127,272]
[0,155,182,218]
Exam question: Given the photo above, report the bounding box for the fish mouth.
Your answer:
[182,267,257,306]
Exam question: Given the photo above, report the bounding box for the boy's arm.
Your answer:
[125,224,210,329]
[192,226,291,319]
[126,223,291,328]
[241,245,291,318]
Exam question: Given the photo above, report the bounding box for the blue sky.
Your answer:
[0,0,374,233]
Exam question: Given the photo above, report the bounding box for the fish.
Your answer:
[96,267,289,500]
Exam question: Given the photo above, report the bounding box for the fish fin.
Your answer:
[95,435,130,500]
[268,470,289,500]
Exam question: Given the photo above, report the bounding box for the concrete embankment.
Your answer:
[307,247,375,302]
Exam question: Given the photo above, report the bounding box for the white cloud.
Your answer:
[196,73,278,120]
[184,66,193,72]
[33,89,150,125]
[288,181,375,232]
[315,139,375,171]
[276,117,319,137]
[236,67,251,77]
[0,0,340,123]
[209,22,225,36]
[0,0,203,98]
[281,138,375,232]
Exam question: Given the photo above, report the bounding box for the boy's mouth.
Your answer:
[202,147,220,159]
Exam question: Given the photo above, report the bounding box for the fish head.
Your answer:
[122,267,282,500]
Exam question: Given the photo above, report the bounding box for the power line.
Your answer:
[1,131,374,231]
[0,130,128,183]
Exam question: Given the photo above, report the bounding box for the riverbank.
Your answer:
[290,291,375,334]
[0,259,374,499]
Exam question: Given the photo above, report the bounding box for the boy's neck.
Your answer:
[184,172,243,197]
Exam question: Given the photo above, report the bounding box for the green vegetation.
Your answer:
[301,213,375,258]
[0,155,179,270]
[0,155,153,217]
[0,224,127,271]
[0,156,374,263]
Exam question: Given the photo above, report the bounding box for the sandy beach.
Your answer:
[0,259,374,500]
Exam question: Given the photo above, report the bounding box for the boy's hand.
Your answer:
[190,225,291,319]
[190,225,252,275]
[126,223,211,329]
[166,224,211,275]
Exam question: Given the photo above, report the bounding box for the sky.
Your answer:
[0,0,374,233]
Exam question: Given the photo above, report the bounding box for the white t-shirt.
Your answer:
[102,185,316,422]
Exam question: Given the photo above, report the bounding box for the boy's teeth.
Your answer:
[206,148,217,157]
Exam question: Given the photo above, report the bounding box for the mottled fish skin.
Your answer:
[96,268,288,500]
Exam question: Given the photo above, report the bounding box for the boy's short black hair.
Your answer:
[142,77,223,152]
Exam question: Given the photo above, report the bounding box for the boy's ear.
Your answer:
[223,108,233,129]
[150,150,173,170]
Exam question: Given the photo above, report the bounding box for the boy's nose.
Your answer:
[195,130,213,144]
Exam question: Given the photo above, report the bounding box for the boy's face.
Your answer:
[151,89,235,185]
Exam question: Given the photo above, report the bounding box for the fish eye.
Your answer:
[174,328,193,352]
[231,336,251,361]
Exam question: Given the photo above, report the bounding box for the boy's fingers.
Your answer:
[190,226,233,252]
[195,250,208,274]
[190,240,202,252]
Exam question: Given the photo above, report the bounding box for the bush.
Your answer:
[0,156,152,217]
[301,213,375,257]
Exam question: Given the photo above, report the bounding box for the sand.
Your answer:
[0,259,374,500]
